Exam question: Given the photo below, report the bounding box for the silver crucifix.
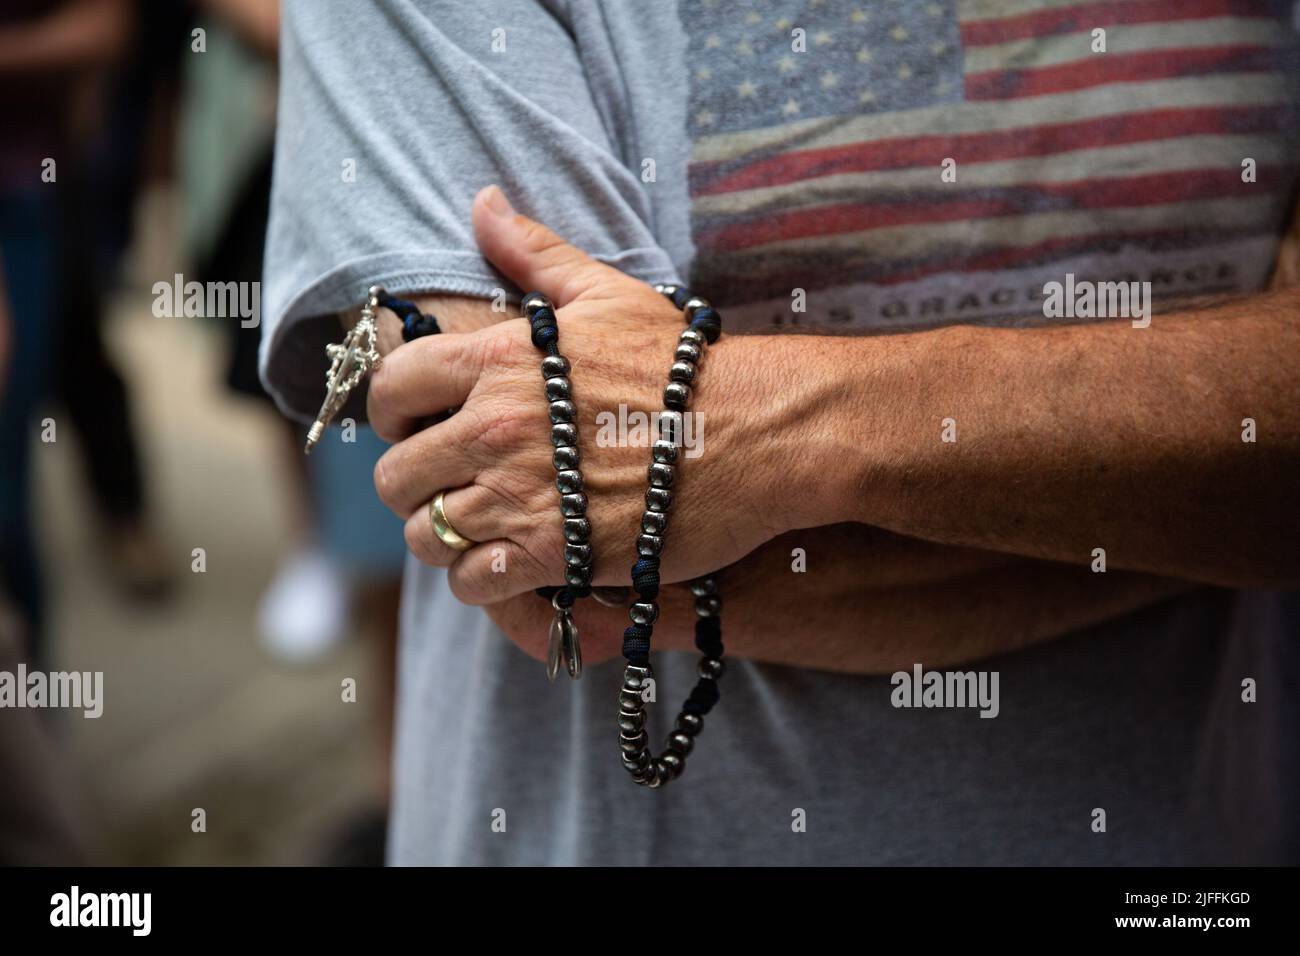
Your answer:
[304,286,384,454]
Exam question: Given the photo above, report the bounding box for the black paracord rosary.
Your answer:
[308,283,725,788]
[521,285,726,788]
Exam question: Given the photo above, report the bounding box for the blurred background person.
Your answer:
[1,0,401,864]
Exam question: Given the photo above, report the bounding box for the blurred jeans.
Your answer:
[0,185,59,663]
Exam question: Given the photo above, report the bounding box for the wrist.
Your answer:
[792,333,888,530]
[711,332,884,540]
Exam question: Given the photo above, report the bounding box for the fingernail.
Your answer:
[483,184,514,218]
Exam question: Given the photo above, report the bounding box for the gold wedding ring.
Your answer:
[429,490,475,552]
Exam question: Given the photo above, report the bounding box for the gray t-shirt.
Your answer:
[262,1,1300,864]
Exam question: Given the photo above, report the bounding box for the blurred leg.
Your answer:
[0,187,60,664]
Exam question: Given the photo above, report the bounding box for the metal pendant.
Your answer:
[562,613,582,679]
[547,610,565,681]
[305,286,384,454]
[548,594,582,681]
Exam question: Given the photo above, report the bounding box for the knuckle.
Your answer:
[474,401,537,458]
[448,554,495,605]
[476,322,526,372]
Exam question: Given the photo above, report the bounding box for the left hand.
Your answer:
[367,186,826,605]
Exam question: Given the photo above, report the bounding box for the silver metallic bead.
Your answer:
[664,382,690,410]
[690,577,718,597]
[555,469,583,494]
[541,354,570,378]
[698,657,725,680]
[564,564,592,589]
[624,664,652,685]
[521,291,551,317]
[659,751,684,779]
[630,602,659,626]
[544,376,571,401]
[675,340,702,364]
[619,688,645,710]
[563,517,591,543]
[656,283,680,299]
[657,410,683,443]
[620,730,649,754]
[553,445,580,471]
[679,328,707,349]
[637,533,663,557]
[618,710,645,734]
[666,731,694,755]
[648,462,675,488]
[551,423,578,447]
[549,399,576,424]
[641,510,668,535]
[645,487,673,512]
[695,594,722,617]
[559,492,588,516]
[669,360,696,385]
[683,296,710,317]
[651,439,678,465]
[623,749,651,772]
[564,543,592,567]
[676,712,704,736]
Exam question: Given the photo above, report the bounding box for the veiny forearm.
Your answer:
[805,289,1300,588]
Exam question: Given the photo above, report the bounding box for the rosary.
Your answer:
[307,283,726,789]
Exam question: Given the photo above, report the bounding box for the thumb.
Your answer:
[472,185,638,308]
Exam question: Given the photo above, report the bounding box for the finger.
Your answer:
[367,332,484,442]
[374,306,404,357]
[402,508,466,569]
[447,538,555,606]
[436,480,548,557]
[373,411,485,519]
[472,184,642,308]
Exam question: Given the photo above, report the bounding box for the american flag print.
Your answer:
[681,0,1300,332]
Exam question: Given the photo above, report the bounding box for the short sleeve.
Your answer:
[260,0,681,421]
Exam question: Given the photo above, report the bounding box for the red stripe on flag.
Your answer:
[965,45,1280,100]
[694,167,1274,252]
[960,0,1279,47]
[689,105,1280,196]
[699,227,1260,299]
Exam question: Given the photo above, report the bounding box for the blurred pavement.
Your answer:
[31,190,382,865]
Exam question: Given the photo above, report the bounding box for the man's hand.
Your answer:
[366,186,821,605]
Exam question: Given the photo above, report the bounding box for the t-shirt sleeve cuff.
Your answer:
[259,246,681,424]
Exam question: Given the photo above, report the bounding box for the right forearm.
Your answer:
[708,528,1194,675]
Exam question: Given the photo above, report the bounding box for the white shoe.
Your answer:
[258,548,350,664]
